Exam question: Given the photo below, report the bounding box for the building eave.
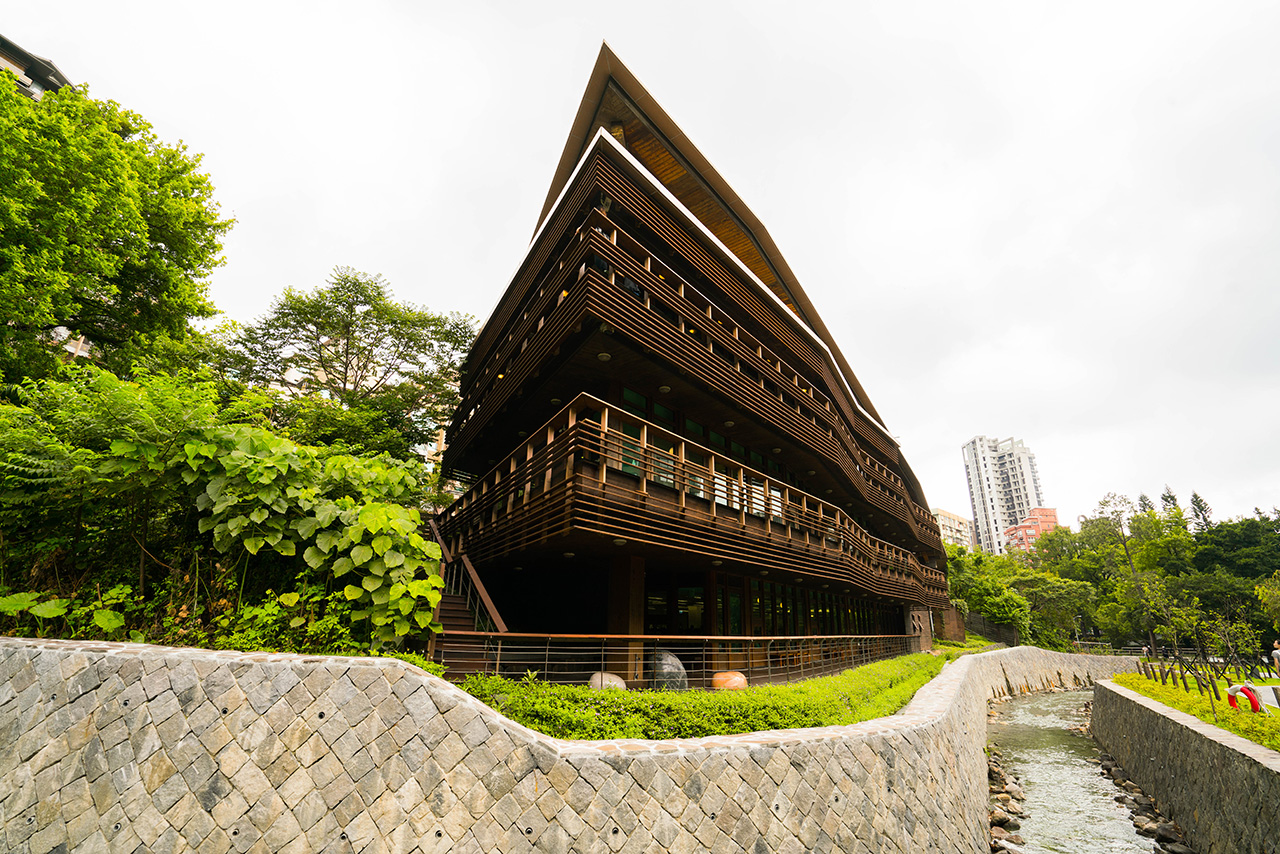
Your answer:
[535,43,888,428]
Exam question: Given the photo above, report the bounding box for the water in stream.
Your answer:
[987,690,1154,854]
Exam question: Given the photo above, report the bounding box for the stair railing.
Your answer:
[427,517,508,637]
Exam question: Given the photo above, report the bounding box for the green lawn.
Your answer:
[1112,672,1280,752]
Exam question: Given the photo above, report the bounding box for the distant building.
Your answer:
[0,34,70,100]
[1004,508,1059,554]
[932,507,975,549]
[962,436,1044,555]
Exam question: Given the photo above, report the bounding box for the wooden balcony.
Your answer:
[438,395,948,609]
[446,217,942,557]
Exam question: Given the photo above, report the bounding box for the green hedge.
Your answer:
[1112,672,1280,752]
[461,653,948,740]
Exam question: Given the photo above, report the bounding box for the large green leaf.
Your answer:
[361,575,382,592]
[351,544,373,566]
[343,585,365,601]
[29,599,69,619]
[278,592,301,608]
[303,546,327,569]
[92,609,125,633]
[0,592,40,616]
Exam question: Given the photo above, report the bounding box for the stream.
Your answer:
[986,690,1165,854]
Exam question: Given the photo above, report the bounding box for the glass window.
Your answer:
[622,388,647,417]
[684,418,704,437]
[654,402,675,423]
[651,436,676,488]
[620,421,643,477]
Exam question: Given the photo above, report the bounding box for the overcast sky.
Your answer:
[9,2,1280,529]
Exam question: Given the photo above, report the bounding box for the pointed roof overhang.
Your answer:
[536,43,887,427]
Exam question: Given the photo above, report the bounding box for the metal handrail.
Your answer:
[427,517,507,634]
[432,630,918,688]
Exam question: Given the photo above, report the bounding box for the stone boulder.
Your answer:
[650,649,688,691]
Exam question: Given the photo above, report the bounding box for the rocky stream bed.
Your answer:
[986,689,1199,854]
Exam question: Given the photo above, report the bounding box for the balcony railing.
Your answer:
[433,630,917,688]
[438,394,948,607]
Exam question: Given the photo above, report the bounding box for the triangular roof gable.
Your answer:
[536,43,886,426]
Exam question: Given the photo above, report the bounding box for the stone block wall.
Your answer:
[1093,680,1280,854]
[0,638,1135,854]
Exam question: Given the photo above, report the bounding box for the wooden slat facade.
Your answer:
[440,69,945,650]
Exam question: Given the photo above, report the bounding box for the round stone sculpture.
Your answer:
[711,670,747,690]
[588,671,626,690]
[650,649,688,690]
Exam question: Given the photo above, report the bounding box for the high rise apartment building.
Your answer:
[931,507,975,549]
[962,436,1044,554]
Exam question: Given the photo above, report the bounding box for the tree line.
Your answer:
[949,488,1280,660]
[0,74,474,653]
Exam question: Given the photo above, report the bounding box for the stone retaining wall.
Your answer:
[0,638,1135,854]
[1093,680,1280,854]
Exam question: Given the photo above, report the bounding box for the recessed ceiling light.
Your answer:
[613,538,627,546]
[771,448,781,454]
[724,421,734,428]
[806,470,816,476]
[597,353,611,361]
[563,552,575,558]
[711,560,723,566]
[658,385,671,394]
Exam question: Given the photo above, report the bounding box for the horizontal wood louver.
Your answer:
[441,63,945,640]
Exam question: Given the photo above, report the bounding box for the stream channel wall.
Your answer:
[0,638,1134,854]
[1093,680,1280,854]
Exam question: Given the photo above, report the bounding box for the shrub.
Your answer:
[461,653,947,740]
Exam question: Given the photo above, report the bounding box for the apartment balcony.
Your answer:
[437,394,948,610]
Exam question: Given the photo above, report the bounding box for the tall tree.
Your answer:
[228,268,475,460]
[1137,493,1155,513]
[1161,485,1180,514]
[1189,491,1213,533]
[0,77,231,380]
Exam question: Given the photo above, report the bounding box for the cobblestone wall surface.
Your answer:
[0,638,1134,854]
[1093,680,1280,854]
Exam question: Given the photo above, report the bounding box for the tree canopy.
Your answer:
[225,268,475,460]
[952,492,1280,652]
[0,76,231,380]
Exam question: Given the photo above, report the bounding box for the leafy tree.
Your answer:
[227,268,475,459]
[1256,571,1280,631]
[0,77,230,380]
[1160,485,1180,514]
[1137,493,1154,513]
